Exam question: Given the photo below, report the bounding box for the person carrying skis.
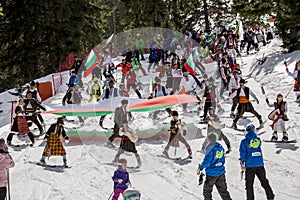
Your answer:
[111,158,131,200]
[197,133,232,200]
[163,111,192,158]
[39,117,70,167]
[201,107,231,154]
[7,98,35,146]
[266,94,289,141]
[0,138,15,200]
[239,124,275,200]
[286,60,300,104]
[230,79,263,130]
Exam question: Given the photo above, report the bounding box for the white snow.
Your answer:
[0,38,300,200]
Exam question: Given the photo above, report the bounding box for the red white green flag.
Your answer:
[83,50,100,78]
[184,53,196,76]
[235,20,244,42]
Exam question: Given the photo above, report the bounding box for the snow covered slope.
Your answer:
[0,38,299,200]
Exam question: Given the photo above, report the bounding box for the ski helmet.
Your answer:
[246,124,255,131]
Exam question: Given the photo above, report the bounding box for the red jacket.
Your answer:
[116,62,131,75]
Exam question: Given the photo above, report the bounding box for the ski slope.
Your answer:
[0,38,300,200]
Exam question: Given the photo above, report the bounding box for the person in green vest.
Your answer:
[135,34,145,61]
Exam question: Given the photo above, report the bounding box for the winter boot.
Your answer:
[39,156,46,165]
[259,119,264,128]
[231,122,237,130]
[63,156,68,167]
[271,132,278,141]
[187,148,192,159]
[282,132,288,141]
[226,145,231,154]
[230,112,235,119]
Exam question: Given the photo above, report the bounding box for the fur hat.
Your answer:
[121,99,128,105]
[0,138,6,149]
[172,110,179,116]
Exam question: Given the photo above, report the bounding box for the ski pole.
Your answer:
[285,85,294,98]
[7,169,11,200]
[107,183,119,200]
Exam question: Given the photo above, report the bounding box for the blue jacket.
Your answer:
[239,130,264,168]
[68,75,78,86]
[199,142,226,177]
[112,168,130,190]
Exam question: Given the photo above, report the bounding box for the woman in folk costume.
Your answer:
[266,94,289,141]
[39,117,69,166]
[7,98,35,146]
[286,60,300,104]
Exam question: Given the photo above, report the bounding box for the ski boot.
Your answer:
[282,132,288,141]
[271,132,278,141]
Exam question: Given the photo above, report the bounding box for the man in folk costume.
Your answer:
[171,63,183,94]
[39,117,69,167]
[200,77,218,122]
[26,81,45,126]
[112,100,141,167]
[286,60,300,104]
[230,79,263,130]
[24,92,46,136]
[228,70,241,118]
[7,98,35,146]
[163,111,192,158]
[266,94,289,141]
[105,99,132,147]
[150,77,167,121]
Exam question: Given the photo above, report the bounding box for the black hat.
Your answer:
[172,110,179,116]
[30,81,36,86]
[121,99,128,105]
[71,70,76,74]
[239,79,247,84]
[57,117,64,125]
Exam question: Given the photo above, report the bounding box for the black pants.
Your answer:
[245,166,274,200]
[108,123,121,142]
[26,115,43,132]
[7,132,35,143]
[0,187,6,200]
[202,100,213,119]
[203,174,232,200]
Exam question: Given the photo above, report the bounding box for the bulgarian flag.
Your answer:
[83,50,100,78]
[178,86,186,94]
[184,53,196,76]
[235,20,244,42]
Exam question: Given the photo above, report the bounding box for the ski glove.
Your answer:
[64,136,69,140]
[266,98,269,104]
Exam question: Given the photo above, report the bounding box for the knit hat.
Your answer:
[118,158,127,164]
[277,93,283,98]
[246,124,255,131]
[0,138,5,149]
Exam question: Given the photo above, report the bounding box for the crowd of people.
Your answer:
[2,21,298,200]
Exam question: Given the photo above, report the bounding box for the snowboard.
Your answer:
[263,139,297,143]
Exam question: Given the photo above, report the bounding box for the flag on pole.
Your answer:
[184,53,196,76]
[235,20,244,42]
[83,50,100,78]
